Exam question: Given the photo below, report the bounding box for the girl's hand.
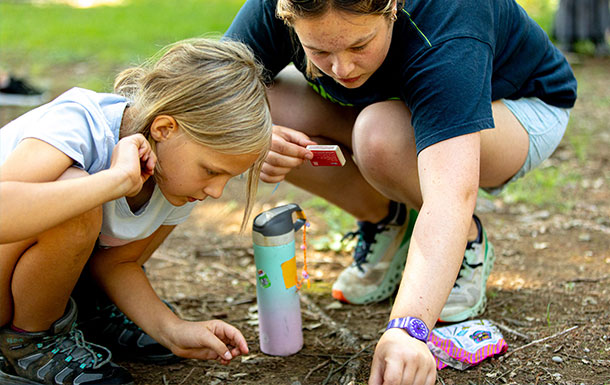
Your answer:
[109,134,156,196]
[260,125,317,183]
[369,328,436,385]
[166,319,249,365]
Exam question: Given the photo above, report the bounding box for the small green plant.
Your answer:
[304,197,356,252]
[546,301,552,326]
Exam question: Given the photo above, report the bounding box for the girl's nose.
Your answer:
[203,177,229,200]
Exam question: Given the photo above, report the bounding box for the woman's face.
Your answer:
[152,119,259,206]
[292,9,394,88]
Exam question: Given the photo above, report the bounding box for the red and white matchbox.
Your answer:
[307,145,346,167]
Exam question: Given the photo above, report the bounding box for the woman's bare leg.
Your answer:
[267,66,390,222]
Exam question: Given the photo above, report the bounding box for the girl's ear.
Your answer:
[150,115,179,142]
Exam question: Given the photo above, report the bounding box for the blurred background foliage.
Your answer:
[1,0,560,88]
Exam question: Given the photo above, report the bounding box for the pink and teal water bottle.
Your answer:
[252,204,306,356]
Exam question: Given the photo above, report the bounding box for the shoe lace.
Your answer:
[46,327,112,370]
[102,304,139,330]
[342,221,385,271]
[454,216,484,288]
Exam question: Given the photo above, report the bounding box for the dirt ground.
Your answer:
[1,57,609,384]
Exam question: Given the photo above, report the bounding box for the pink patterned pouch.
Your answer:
[427,319,508,370]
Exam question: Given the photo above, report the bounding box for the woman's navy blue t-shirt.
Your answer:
[225,0,577,153]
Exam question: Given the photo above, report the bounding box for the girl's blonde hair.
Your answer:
[114,38,272,230]
[276,0,403,78]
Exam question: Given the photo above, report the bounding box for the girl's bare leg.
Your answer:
[0,168,102,331]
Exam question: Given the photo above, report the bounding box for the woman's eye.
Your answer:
[351,45,366,52]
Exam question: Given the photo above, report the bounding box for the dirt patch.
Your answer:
[1,57,608,384]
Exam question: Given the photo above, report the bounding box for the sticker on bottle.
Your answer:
[258,269,271,288]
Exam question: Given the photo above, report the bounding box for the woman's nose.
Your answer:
[331,53,355,78]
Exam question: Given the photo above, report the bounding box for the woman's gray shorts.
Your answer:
[483,97,571,195]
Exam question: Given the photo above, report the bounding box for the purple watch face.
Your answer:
[407,318,429,341]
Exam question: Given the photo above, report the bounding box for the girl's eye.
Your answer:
[204,168,218,176]
[351,45,366,52]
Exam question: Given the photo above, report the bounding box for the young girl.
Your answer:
[226,0,577,383]
[0,38,272,385]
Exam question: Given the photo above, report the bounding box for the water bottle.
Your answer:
[252,203,306,356]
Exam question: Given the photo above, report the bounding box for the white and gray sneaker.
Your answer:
[332,203,417,304]
[439,215,496,322]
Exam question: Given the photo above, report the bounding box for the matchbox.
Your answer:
[306,145,346,167]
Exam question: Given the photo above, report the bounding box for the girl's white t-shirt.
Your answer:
[0,87,196,247]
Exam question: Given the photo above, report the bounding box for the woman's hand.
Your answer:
[166,319,249,365]
[369,329,436,385]
[260,125,317,183]
[109,134,156,196]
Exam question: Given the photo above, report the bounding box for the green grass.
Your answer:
[496,163,581,211]
[1,0,559,73]
[0,0,245,81]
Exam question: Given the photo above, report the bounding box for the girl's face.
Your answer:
[292,9,394,88]
[151,116,259,206]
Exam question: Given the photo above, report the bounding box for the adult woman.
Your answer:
[226,1,576,383]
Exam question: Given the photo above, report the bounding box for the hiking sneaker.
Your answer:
[0,298,133,385]
[439,215,496,323]
[0,76,48,107]
[332,203,418,304]
[77,302,180,365]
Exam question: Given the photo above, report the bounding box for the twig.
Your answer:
[492,320,531,341]
[162,375,169,385]
[500,325,579,360]
[151,253,191,266]
[301,294,360,347]
[305,359,331,381]
[211,262,257,286]
[339,358,362,385]
[323,363,336,385]
[177,367,196,385]
[321,341,376,385]
[565,274,610,283]
[503,317,530,327]
[437,373,446,385]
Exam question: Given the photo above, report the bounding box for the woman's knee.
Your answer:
[352,101,416,171]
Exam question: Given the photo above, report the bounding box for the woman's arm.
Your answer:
[90,226,248,363]
[369,132,481,385]
[0,135,155,243]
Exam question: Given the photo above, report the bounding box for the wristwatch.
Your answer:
[386,317,430,342]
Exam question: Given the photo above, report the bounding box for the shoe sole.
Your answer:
[438,241,496,323]
[333,209,418,304]
[0,367,135,385]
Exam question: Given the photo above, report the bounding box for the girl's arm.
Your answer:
[0,135,155,243]
[89,226,248,363]
[370,132,481,385]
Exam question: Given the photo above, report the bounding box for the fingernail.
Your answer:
[224,351,232,360]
